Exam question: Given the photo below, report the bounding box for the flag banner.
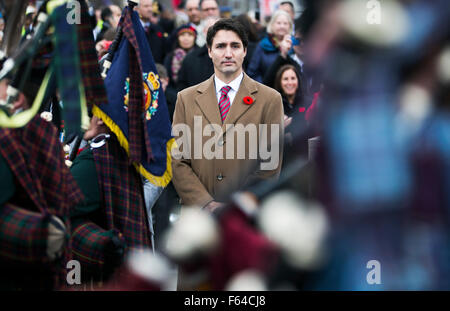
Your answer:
[93,7,174,187]
[76,0,108,111]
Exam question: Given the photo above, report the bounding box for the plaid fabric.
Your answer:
[51,4,84,136]
[92,135,151,250]
[121,7,153,164]
[71,221,125,270]
[0,203,49,262]
[0,116,83,287]
[0,116,83,215]
[76,0,108,111]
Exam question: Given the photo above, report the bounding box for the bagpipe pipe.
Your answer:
[0,0,53,125]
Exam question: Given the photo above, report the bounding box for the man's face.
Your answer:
[201,0,219,19]
[280,3,295,21]
[137,0,153,22]
[208,30,247,78]
[109,5,122,28]
[186,0,201,24]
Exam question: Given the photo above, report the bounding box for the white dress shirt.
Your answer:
[140,20,151,29]
[214,72,244,107]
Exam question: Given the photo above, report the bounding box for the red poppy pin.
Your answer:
[243,96,253,105]
[298,107,306,113]
[157,31,163,38]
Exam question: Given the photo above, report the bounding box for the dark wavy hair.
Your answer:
[206,18,248,49]
[234,14,259,43]
[274,64,304,104]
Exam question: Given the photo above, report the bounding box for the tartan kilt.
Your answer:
[70,221,126,278]
[0,203,50,263]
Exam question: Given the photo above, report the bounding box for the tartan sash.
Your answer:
[0,116,83,215]
[91,135,151,250]
[0,203,50,262]
[51,4,85,136]
[76,0,108,111]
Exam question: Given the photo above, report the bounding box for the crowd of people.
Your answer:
[0,0,449,291]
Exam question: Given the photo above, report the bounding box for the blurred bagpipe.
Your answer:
[0,0,107,162]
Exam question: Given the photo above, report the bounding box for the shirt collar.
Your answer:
[214,71,244,94]
[140,19,151,28]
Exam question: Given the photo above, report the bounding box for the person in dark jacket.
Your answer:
[175,45,213,91]
[175,16,218,91]
[247,10,293,82]
[164,24,198,91]
[95,5,121,43]
[234,14,259,72]
[137,0,167,64]
[274,64,312,160]
[274,64,305,118]
[262,17,321,105]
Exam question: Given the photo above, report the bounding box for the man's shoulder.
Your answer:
[178,85,198,98]
[178,77,212,99]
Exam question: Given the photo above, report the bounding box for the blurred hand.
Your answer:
[204,201,224,213]
[279,35,292,58]
[0,79,29,114]
[95,40,112,59]
[284,114,292,128]
[11,93,28,114]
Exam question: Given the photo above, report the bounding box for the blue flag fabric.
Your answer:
[93,8,174,187]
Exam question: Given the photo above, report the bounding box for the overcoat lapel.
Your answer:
[222,73,258,132]
[195,75,222,126]
[194,73,259,133]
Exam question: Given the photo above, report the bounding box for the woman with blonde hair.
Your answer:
[247,10,293,83]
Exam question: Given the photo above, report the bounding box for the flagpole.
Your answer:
[101,0,140,79]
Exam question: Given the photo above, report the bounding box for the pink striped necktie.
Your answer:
[218,85,232,122]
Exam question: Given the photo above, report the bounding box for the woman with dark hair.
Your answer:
[274,64,311,156]
[274,64,305,118]
[163,24,199,88]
